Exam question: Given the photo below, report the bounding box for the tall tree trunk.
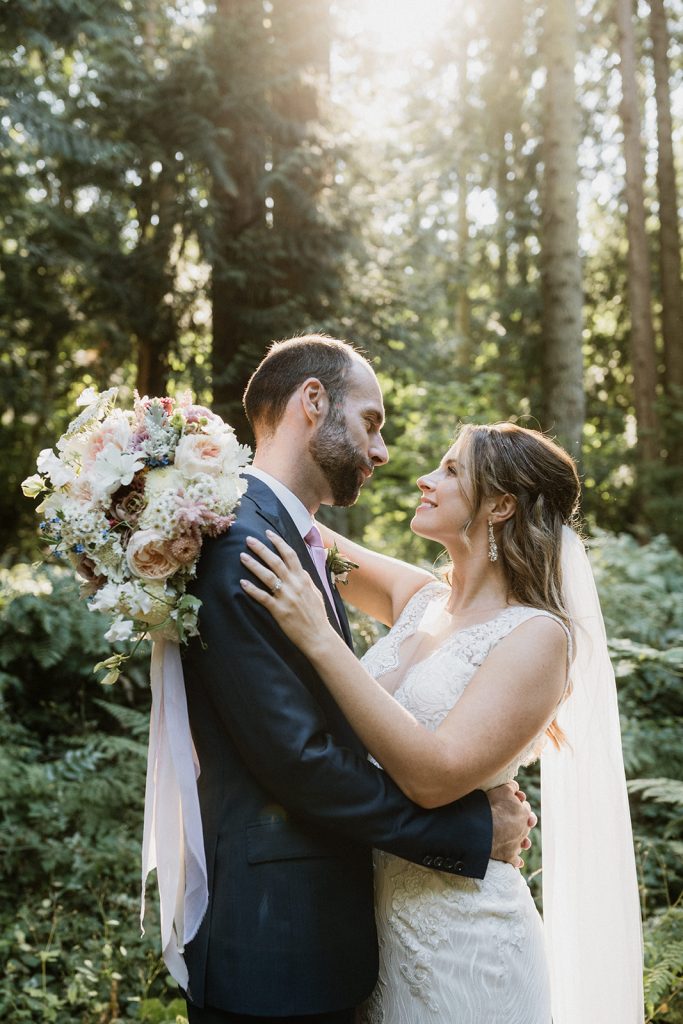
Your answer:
[453,28,472,367]
[540,0,585,462]
[134,8,176,397]
[135,174,176,397]
[615,0,660,464]
[210,0,267,440]
[270,0,331,294]
[650,0,683,422]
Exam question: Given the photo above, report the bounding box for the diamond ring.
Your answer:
[272,578,282,594]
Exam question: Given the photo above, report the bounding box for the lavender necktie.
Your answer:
[305,524,341,627]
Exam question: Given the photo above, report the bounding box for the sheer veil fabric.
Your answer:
[541,528,643,1022]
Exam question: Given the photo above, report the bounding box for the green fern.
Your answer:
[644,906,683,1021]
[629,779,683,807]
[95,698,151,741]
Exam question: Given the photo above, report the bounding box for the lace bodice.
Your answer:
[361,581,568,788]
[358,581,560,1023]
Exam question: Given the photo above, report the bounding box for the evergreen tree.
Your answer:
[615,0,661,466]
[539,0,585,461]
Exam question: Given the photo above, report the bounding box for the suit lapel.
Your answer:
[242,477,351,645]
[330,575,354,648]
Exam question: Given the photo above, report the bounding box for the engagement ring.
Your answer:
[272,578,282,593]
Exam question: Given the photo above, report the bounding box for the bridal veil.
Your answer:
[541,527,643,1022]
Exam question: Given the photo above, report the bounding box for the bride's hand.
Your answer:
[240,531,336,654]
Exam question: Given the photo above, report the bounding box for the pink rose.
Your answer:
[126,529,181,580]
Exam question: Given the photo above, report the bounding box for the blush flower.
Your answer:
[173,433,230,478]
[126,529,181,580]
[22,384,251,679]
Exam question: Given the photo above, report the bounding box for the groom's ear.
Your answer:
[300,377,329,425]
[488,492,516,524]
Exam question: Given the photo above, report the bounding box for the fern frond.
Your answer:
[628,778,683,806]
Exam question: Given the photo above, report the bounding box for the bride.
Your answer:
[240,421,643,1024]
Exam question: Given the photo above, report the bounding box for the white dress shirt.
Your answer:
[243,466,315,538]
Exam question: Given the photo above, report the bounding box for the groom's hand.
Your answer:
[488,781,537,868]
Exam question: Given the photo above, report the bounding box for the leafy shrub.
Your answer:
[0,565,177,1023]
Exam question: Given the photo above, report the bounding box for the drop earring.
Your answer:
[488,520,498,562]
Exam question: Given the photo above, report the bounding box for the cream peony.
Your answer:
[126,528,181,580]
[174,432,235,479]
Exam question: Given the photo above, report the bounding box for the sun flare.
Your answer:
[339,0,456,54]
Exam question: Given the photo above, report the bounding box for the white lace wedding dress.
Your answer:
[358,581,563,1024]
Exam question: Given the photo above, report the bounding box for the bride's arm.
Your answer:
[240,532,568,808]
[315,522,434,626]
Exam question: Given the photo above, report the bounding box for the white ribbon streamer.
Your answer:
[141,639,208,989]
[541,528,643,1022]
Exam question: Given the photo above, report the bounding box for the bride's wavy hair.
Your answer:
[455,422,582,747]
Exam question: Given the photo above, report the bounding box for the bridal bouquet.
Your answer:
[22,386,251,683]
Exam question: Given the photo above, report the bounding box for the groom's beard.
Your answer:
[309,406,373,507]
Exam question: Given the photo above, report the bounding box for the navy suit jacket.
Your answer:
[181,475,492,1016]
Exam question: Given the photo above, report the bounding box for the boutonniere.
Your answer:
[325,543,359,587]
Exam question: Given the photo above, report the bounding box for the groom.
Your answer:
[181,335,534,1023]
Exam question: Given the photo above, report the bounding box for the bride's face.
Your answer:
[411,440,484,548]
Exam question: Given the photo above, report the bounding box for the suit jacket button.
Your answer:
[444,858,454,870]
[433,856,444,868]
[454,860,465,872]
[423,855,433,866]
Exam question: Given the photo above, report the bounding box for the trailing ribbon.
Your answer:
[141,639,208,989]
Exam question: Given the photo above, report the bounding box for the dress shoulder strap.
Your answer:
[394,579,447,629]
[497,606,573,698]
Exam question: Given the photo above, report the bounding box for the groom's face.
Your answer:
[309,362,387,507]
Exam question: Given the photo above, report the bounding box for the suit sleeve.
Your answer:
[185,519,493,879]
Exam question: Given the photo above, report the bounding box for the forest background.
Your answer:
[0,0,682,1020]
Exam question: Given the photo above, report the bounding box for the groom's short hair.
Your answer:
[243,334,369,436]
